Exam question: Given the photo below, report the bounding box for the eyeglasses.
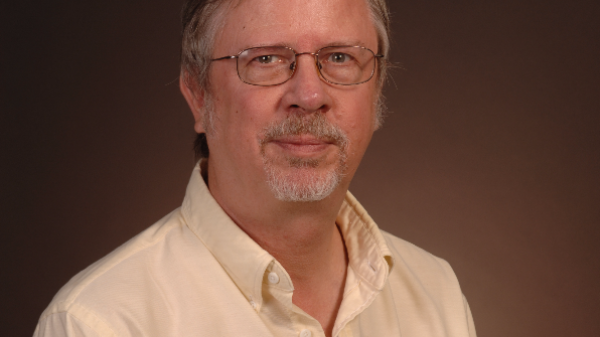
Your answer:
[211,45,384,87]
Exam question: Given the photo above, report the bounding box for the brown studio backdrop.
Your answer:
[1,0,599,336]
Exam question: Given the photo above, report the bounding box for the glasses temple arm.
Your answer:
[211,55,238,61]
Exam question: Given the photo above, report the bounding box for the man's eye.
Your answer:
[255,55,279,64]
[329,53,351,63]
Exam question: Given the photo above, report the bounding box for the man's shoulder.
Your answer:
[47,210,183,300]
[376,231,474,336]
[35,203,269,336]
[38,208,218,328]
[379,230,460,288]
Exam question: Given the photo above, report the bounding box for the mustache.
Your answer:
[260,113,348,149]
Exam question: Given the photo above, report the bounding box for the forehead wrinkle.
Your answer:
[217,0,378,55]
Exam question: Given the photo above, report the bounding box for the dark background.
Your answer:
[2,0,599,336]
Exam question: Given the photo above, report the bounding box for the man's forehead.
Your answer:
[215,0,377,54]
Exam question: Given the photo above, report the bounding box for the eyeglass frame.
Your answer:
[211,45,385,87]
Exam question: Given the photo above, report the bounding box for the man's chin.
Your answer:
[262,163,343,202]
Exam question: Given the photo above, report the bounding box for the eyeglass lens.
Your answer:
[237,46,376,86]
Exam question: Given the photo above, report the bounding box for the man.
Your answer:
[35,0,476,336]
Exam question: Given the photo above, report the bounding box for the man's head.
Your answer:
[180,0,390,202]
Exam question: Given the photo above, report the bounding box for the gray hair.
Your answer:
[181,0,392,158]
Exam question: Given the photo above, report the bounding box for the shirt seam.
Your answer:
[40,302,119,337]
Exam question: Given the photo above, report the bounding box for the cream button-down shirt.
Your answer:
[34,163,476,337]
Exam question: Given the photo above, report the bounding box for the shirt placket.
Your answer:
[262,262,326,337]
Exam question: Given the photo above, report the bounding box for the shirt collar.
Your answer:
[337,192,394,291]
[181,162,394,306]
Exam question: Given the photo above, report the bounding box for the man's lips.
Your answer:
[269,135,334,154]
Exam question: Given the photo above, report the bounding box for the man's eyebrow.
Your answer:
[230,42,289,53]
[248,42,290,49]
[320,40,368,48]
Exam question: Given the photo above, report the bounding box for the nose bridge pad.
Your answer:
[314,55,323,79]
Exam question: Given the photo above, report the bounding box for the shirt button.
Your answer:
[300,329,312,337]
[267,271,280,284]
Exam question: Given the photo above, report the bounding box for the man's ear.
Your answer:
[180,74,206,134]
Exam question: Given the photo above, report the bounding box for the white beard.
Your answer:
[263,155,346,202]
[260,113,348,202]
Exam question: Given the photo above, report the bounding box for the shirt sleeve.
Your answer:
[34,312,102,337]
[463,295,477,337]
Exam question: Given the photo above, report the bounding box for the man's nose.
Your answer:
[281,55,332,113]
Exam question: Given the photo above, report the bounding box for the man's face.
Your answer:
[204,0,380,202]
